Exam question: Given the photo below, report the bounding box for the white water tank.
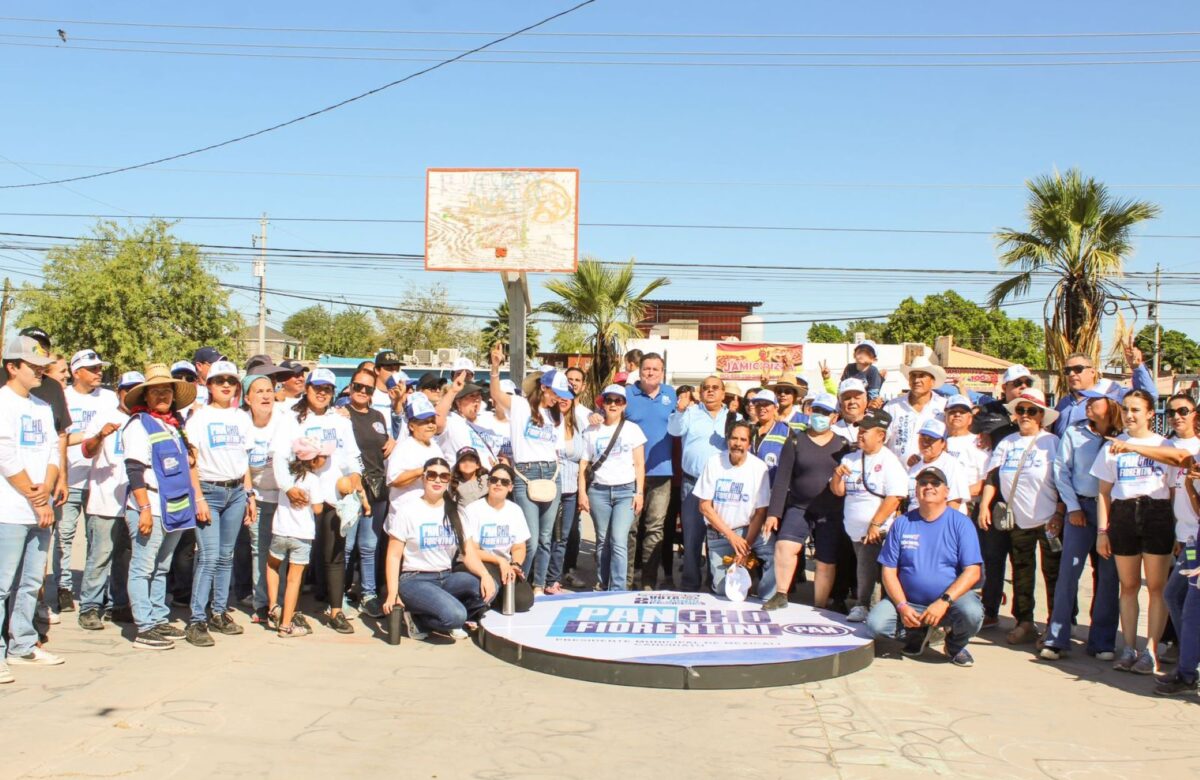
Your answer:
[741,315,764,342]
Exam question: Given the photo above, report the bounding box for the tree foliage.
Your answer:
[989,169,1160,372]
[551,320,590,354]
[883,290,1046,367]
[17,220,242,372]
[806,323,845,343]
[1135,324,1200,373]
[375,283,478,359]
[480,299,539,359]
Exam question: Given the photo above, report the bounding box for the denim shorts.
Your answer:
[268,534,313,564]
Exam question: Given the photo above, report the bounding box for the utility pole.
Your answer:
[1152,262,1162,381]
[0,278,10,339]
[253,213,268,356]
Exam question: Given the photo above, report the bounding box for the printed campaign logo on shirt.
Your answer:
[206,421,246,449]
[713,478,750,506]
[372,421,387,436]
[592,433,632,459]
[523,417,557,443]
[20,414,47,447]
[1001,445,1047,472]
[479,523,516,550]
[249,437,272,469]
[899,532,921,551]
[68,407,97,435]
[303,425,340,448]
[112,429,124,456]
[1116,452,1164,482]
[418,521,458,552]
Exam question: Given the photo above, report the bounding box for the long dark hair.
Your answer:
[425,456,466,548]
[449,451,483,504]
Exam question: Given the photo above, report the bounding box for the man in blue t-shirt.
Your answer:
[623,352,677,590]
[867,465,984,667]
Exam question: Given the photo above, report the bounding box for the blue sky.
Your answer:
[1,1,1198,350]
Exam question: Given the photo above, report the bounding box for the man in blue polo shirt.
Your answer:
[866,465,984,667]
[624,352,677,590]
[1052,346,1156,437]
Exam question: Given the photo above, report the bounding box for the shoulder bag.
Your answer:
[583,418,625,485]
[991,439,1036,532]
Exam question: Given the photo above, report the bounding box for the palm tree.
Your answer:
[987,168,1160,372]
[537,257,669,392]
[480,299,539,359]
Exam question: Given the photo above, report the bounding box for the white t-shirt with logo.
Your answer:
[64,385,118,487]
[989,430,1061,528]
[84,407,130,517]
[386,436,444,517]
[907,451,972,508]
[946,433,990,491]
[692,452,771,531]
[507,396,562,464]
[271,410,362,499]
[247,412,285,503]
[883,394,947,463]
[271,471,322,540]
[438,413,499,470]
[0,386,56,525]
[1090,433,1173,502]
[1170,436,1200,542]
[384,492,457,572]
[185,405,255,482]
[581,420,647,487]
[122,414,187,518]
[840,447,909,541]
[462,497,531,560]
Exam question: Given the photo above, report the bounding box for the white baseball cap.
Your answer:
[499,378,517,395]
[1002,365,1033,385]
[451,357,474,373]
[118,371,145,390]
[838,378,866,397]
[918,419,947,440]
[810,393,838,414]
[70,349,109,373]
[206,360,239,381]
[4,335,53,367]
[306,367,337,387]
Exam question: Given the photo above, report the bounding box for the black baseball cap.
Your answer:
[374,349,401,367]
[455,382,484,402]
[970,411,1012,437]
[417,373,442,391]
[193,346,223,364]
[19,327,51,347]
[915,466,947,485]
[279,359,308,375]
[858,408,893,431]
[455,447,481,464]
[244,354,273,373]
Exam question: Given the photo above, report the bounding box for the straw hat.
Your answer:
[125,363,198,411]
[900,355,947,388]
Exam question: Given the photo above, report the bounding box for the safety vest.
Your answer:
[132,413,197,533]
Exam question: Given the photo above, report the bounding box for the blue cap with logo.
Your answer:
[918,419,947,440]
[306,367,337,387]
[118,371,145,390]
[541,369,575,400]
[405,392,437,420]
[810,392,838,414]
[170,360,198,378]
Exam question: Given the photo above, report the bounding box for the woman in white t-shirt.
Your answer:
[578,384,647,591]
[462,463,534,613]
[488,342,568,591]
[386,394,445,517]
[381,457,495,640]
[1093,389,1176,674]
[183,360,256,643]
[241,371,288,625]
[979,389,1063,646]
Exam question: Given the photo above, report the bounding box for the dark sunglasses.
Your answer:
[603,397,626,405]
[210,376,239,387]
[1064,365,1091,375]
[1014,405,1043,416]
[916,479,945,488]
[488,476,513,487]
[349,382,373,394]
[700,384,723,391]
[1010,378,1034,389]
[1166,407,1195,418]
[174,373,197,382]
[424,471,451,482]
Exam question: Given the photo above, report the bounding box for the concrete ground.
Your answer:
[3,532,1199,779]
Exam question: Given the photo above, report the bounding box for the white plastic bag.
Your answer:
[336,490,363,536]
[724,563,751,602]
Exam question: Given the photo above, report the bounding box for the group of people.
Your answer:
[1,328,1197,698]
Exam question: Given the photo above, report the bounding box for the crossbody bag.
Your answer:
[992,440,1036,532]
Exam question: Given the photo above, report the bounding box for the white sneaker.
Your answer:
[8,647,64,666]
[0,661,13,684]
[847,606,869,623]
[448,628,469,640]
[36,603,60,625]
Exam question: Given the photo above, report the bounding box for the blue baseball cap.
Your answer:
[918,419,947,440]
[117,371,145,390]
[405,393,437,420]
[810,393,838,414]
[306,367,337,387]
[192,346,223,365]
[946,394,973,411]
[541,369,574,400]
[170,360,197,378]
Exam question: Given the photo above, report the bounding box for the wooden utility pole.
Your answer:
[0,278,12,340]
[1152,262,1162,380]
[254,214,268,355]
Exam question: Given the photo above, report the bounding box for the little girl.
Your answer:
[266,437,330,638]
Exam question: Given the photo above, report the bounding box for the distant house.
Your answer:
[637,299,762,342]
[238,325,304,363]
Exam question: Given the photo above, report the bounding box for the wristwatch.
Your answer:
[939,592,954,605]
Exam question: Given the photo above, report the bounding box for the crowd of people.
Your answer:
[1,327,1197,698]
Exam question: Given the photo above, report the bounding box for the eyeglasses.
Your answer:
[210,376,239,387]
[916,479,944,488]
[1064,364,1092,375]
[1010,378,1034,389]
[1166,407,1195,418]
[488,476,513,487]
[1014,405,1043,416]
[423,471,451,482]
[700,384,722,391]
[349,382,373,394]
[174,373,197,383]
[603,397,626,405]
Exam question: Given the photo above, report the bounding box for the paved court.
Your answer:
[3,548,1198,779]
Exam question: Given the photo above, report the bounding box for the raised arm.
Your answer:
[489,342,512,415]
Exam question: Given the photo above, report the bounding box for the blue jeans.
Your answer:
[345,497,387,598]
[398,570,486,632]
[512,461,560,587]
[50,487,85,596]
[546,491,578,586]
[0,523,52,658]
[190,483,247,624]
[867,591,985,655]
[250,501,277,610]
[125,509,183,634]
[706,526,776,600]
[680,474,707,591]
[79,514,130,612]
[588,481,636,591]
[1045,498,1119,653]
[1172,565,1200,683]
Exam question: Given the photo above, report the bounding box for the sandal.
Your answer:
[278,621,311,638]
[267,605,282,630]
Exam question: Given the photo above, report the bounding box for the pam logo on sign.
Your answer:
[781,623,855,637]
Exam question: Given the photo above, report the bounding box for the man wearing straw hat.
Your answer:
[884,355,949,465]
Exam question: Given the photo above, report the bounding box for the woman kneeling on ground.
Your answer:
[462,463,535,613]
[382,457,496,640]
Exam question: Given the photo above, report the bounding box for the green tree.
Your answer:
[845,319,887,343]
[282,305,333,354]
[537,257,669,390]
[988,169,1160,372]
[807,323,846,343]
[17,220,242,372]
[375,283,478,359]
[480,299,539,359]
[1135,324,1200,373]
[883,290,1045,367]
[280,306,377,358]
[551,320,590,353]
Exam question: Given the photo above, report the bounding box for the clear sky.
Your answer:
[1,1,1198,351]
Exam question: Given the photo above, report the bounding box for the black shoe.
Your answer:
[171,595,190,609]
[762,592,790,611]
[110,606,134,624]
[902,628,930,657]
[133,631,174,650]
[77,608,104,631]
[185,622,215,647]
[152,623,185,639]
[1155,674,1199,697]
[207,612,244,636]
[329,611,354,634]
[293,613,311,631]
[57,589,75,613]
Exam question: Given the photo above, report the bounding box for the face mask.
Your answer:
[809,414,832,433]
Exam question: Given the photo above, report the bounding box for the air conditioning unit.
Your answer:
[413,349,434,365]
[437,348,460,366]
[402,354,416,365]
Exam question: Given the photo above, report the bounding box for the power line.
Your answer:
[3,18,1198,39]
[0,0,599,190]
